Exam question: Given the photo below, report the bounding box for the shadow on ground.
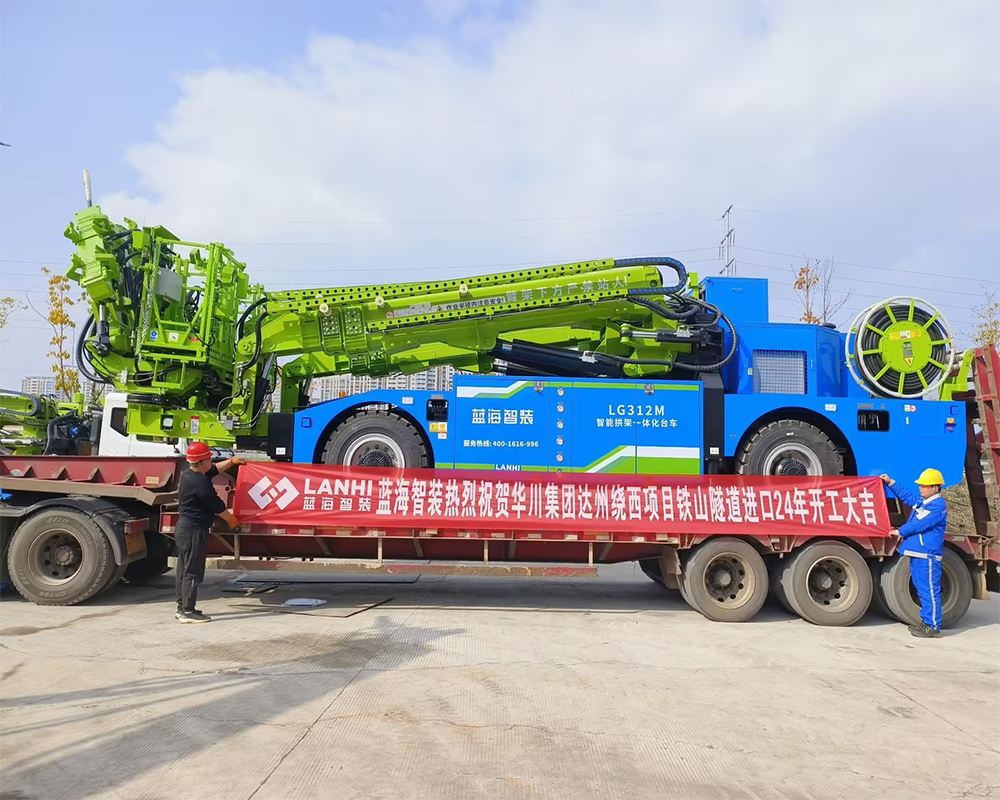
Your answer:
[0,616,461,800]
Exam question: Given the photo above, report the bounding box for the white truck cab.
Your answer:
[95,394,187,457]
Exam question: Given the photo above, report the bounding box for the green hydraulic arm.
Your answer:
[0,390,93,455]
[64,206,731,445]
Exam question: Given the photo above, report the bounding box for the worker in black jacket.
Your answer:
[175,441,243,623]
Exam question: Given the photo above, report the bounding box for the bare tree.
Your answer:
[792,257,853,326]
[0,295,26,330]
[968,285,999,349]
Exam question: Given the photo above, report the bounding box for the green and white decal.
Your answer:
[577,445,701,475]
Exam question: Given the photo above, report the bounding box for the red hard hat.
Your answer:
[186,441,212,462]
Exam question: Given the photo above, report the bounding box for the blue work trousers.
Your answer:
[908,555,942,630]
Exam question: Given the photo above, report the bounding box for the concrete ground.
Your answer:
[0,565,997,800]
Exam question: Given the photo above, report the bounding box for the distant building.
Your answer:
[79,381,107,406]
[310,365,454,403]
[20,375,56,397]
[19,375,108,404]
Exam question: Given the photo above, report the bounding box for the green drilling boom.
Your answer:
[63,206,731,445]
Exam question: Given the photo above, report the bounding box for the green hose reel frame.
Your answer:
[846,296,956,399]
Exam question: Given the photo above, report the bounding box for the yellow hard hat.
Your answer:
[915,468,945,486]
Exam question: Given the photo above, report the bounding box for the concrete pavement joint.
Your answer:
[313,711,998,758]
[873,672,1000,754]
[1,566,995,800]
[4,639,998,679]
[244,669,365,800]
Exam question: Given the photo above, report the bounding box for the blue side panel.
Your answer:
[449,377,703,473]
[452,378,550,470]
[702,278,769,393]
[724,394,967,486]
[291,389,455,464]
[568,382,703,473]
[292,375,705,475]
[568,382,636,472]
[702,278,769,325]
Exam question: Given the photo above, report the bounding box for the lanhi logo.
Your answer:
[248,476,300,510]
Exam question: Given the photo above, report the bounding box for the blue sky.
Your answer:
[1,1,998,388]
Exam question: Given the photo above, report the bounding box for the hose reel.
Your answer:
[845,296,955,398]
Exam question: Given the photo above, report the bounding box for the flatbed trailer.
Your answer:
[2,347,998,626]
[1,460,996,626]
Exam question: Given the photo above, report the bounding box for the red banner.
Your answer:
[234,464,891,537]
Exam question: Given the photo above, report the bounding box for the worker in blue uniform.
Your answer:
[880,469,948,638]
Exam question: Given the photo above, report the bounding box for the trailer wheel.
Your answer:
[868,560,893,618]
[782,541,872,626]
[638,558,666,587]
[638,558,679,592]
[768,557,795,614]
[123,531,172,585]
[99,560,129,596]
[879,550,973,629]
[321,409,430,468]
[7,509,115,606]
[681,538,768,622]
[735,420,843,476]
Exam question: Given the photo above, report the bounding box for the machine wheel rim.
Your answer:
[703,553,756,609]
[344,433,406,468]
[26,528,84,584]
[804,556,858,609]
[763,444,823,476]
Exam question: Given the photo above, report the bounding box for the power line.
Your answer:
[732,207,801,218]
[237,223,664,244]
[738,259,984,300]
[735,245,1000,285]
[260,256,725,287]
[767,292,976,324]
[284,209,718,225]
[0,248,722,279]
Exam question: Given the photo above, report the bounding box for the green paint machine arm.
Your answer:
[65,206,724,443]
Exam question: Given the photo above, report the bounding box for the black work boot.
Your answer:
[909,623,941,638]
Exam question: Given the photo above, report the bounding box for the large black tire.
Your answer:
[869,559,893,618]
[639,558,666,587]
[781,541,872,626]
[680,538,768,623]
[638,558,680,592]
[768,556,795,614]
[320,408,430,468]
[879,549,973,629]
[98,560,129,596]
[735,420,843,476]
[123,531,173,585]
[7,509,115,606]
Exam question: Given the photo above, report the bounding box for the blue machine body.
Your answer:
[290,277,967,486]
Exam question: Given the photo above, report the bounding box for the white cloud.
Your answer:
[99,1,999,312]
